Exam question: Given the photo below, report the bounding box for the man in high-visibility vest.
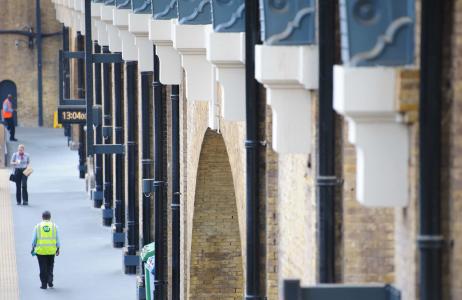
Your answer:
[31,211,60,289]
[3,94,17,141]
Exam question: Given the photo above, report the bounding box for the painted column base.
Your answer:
[207,32,245,121]
[333,65,409,207]
[149,19,182,85]
[173,24,213,102]
[255,45,319,154]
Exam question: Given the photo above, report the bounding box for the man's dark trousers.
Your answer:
[5,117,14,139]
[36,254,54,287]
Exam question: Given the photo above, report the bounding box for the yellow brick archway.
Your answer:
[188,129,244,299]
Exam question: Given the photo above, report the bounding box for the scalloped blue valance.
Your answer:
[132,0,152,13]
[211,0,245,33]
[104,0,116,5]
[152,0,178,20]
[116,0,132,9]
[340,0,415,67]
[260,0,316,46]
[178,0,212,25]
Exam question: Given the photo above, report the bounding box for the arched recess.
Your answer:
[0,80,18,126]
[189,129,244,299]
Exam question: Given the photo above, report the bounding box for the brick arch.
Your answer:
[189,128,244,299]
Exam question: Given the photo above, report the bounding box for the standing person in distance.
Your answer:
[11,144,30,205]
[3,94,17,141]
[31,211,60,289]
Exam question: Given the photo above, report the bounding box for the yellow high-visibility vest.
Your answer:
[36,221,57,255]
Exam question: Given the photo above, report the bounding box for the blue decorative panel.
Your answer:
[93,0,104,3]
[104,0,116,5]
[178,0,212,25]
[211,0,245,32]
[339,0,415,66]
[116,0,132,9]
[132,0,152,13]
[152,0,178,19]
[259,0,316,46]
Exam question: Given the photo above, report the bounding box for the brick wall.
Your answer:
[189,129,244,299]
[0,0,61,127]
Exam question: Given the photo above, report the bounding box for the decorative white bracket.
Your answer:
[149,19,182,85]
[113,10,138,61]
[129,14,153,72]
[173,24,214,102]
[92,3,109,46]
[206,32,245,121]
[255,45,318,154]
[333,66,409,207]
[101,6,122,53]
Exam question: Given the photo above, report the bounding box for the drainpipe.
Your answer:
[141,70,152,243]
[153,46,166,299]
[244,0,264,299]
[36,0,43,127]
[418,0,444,299]
[94,41,103,208]
[171,82,180,300]
[77,32,86,179]
[103,45,113,226]
[126,60,137,275]
[114,60,124,248]
[317,0,336,283]
[62,25,71,139]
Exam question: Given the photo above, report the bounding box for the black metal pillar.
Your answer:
[418,0,444,299]
[94,41,103,208]
[317,0,336,284]
[153,56,166,299]
[126,61,137,275]
[114,60,124,248]
[171,83,180,300]
[244,0,264,299]
[36,0,43,127]
[77,32,86,179]
[84,0,94,158]
[103,46,113,226]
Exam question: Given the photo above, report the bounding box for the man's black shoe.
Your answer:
[48,282,53,288]
[40,286,47,289]
[10,138,18,141]
[17,202,21,205]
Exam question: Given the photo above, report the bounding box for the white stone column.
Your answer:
[255,45,318,154]
[333,66,409,207]
[129,14,153,72]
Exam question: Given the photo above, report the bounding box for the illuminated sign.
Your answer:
[57,105,87,124]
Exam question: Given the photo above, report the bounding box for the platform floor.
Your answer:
[1,127,134,300]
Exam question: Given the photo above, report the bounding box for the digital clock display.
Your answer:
[57,105,87,124]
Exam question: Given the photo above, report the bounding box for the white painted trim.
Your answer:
[333,66,409,207]
[119,30,139,61]
[255,45,319,154]
[149,19,181,85]
[113,9,130,31]
[107,24,122,53]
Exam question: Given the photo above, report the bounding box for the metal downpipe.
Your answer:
[94,41,103,208]
[62,25,71,139]
[77,32,86,179]
[36,0,43,126]
[126,61,137,275]
[153,46,166,298]
[244,0,264,299]
[103,45,113,226]
[418,0,444,299]
[114,60,124,248]
[171,83,180,300]
[317,0,336,284]
[141,71,152,244]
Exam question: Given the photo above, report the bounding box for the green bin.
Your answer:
[141,243,155,300]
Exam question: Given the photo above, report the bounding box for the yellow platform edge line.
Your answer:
[0,168,20,300]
